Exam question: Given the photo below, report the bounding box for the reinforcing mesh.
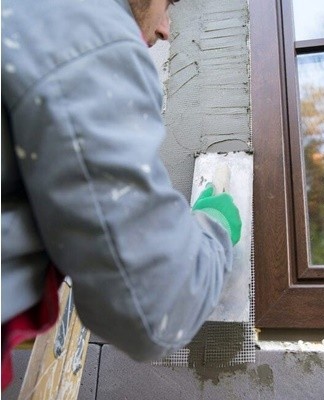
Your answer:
[153,220,255,368]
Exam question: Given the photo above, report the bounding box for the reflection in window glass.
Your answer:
[293,0,324,41]
[297,53,324,265]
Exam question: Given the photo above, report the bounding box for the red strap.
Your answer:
[1,265,63,391]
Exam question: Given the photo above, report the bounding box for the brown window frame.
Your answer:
[282,1,324,278]
[251,0,324,328]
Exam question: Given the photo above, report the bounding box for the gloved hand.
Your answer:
[192,183,242,245]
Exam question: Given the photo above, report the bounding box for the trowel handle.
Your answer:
[213,163,231,193]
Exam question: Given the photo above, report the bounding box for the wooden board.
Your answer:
[18,280,90,400]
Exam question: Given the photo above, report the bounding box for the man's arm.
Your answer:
[12,38,233,361]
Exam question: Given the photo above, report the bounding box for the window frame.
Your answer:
[251,0,324,328]
[282,0,324,277]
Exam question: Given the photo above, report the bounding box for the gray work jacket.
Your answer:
[1,0,233,361]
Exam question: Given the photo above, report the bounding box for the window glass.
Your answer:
[293,0,324,40]
[297,52,324,265]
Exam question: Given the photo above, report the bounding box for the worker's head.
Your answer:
[128,0,179,47]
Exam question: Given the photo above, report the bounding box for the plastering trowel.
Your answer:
[191,151,253,323]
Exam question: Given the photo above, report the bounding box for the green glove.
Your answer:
[192,183,242,245]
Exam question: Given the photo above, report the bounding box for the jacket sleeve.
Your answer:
[12,39,233,361]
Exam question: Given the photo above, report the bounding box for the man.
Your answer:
[1,0,241,389]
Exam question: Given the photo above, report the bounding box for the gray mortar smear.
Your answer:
[161,0,251,200]
[294,352,324,374]
[255,364,274,388]
[187,322,245,386]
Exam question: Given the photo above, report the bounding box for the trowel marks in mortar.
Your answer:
[191,151,253,323]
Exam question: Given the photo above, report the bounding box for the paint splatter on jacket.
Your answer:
[1,0,233,366]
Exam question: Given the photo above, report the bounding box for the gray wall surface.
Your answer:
[4,346,324,400]
[161,0,251,200]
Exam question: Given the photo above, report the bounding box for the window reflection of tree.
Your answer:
[300,83,324,264]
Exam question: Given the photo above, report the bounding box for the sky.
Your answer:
[292,0,324,40]
[293,0,324,92]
